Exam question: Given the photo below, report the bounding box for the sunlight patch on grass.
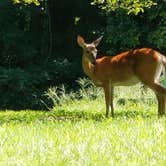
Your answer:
[0,114,165,166]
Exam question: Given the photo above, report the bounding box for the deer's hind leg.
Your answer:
[140,80,166,116]
[136,61,166,116]
[151,83,166,115]
[144,79,166,115]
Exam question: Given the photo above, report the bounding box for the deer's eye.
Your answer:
[86,51,90,54]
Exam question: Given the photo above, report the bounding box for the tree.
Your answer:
[90,0,166,55]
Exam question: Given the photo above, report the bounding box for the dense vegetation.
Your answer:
[0,0,165,109]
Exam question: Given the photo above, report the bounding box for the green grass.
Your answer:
[0,85,166,166]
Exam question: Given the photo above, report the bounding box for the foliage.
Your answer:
[0,0,165,109]
[13,0,40,6]
[92,0,157,15]
[105,12,140,54]
[0,0,47,68]
[104,1,166,54]
[0,67,48,109]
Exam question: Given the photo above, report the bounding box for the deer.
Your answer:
[77,35,166,118]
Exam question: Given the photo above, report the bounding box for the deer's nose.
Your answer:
[93,61,97,65]
[92,58,97,65]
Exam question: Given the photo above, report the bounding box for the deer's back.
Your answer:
[95,48,161,86]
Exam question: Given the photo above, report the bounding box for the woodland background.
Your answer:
[0,0,165,109]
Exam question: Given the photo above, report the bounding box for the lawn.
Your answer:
[0,84,166,166]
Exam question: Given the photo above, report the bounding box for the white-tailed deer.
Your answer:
[77,35,166,117]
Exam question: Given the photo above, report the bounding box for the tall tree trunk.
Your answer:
[47,0,74,57]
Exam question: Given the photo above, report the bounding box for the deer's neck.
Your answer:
[82,55,96,80]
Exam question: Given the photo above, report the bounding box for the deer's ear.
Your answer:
[93,36,103,47]
[77,35,85,47]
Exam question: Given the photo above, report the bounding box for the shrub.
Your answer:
[0,67,46,109]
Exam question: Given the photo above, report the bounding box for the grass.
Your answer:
[0,83,166,166]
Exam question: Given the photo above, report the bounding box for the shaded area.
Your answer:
[0,0,165,110]
[0,109,104,125]
[0,107,162,126]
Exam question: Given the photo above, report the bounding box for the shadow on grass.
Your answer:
[0,109,49,124]
[115,109,157,119]
[47,109,105,122]
[0,109,105,124]
[0,108,160,125]
[44,108,158,122]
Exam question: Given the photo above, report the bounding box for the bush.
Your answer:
[0,67,47,109]
[47,58,82,85]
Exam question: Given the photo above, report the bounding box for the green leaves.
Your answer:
[92,0,157,15]
[102,1,166,55]
[105,12,140,54]
[13,0,40,6]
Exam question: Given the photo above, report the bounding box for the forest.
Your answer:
[0,0,165,109]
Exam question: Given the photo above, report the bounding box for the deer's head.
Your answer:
[77,35,103,65]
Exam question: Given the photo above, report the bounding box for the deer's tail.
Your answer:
[161,55,166,79]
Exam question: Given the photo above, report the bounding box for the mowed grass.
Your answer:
[0,85,166,166]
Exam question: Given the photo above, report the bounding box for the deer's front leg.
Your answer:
[110,86,114,117]
[103,82,111,118]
